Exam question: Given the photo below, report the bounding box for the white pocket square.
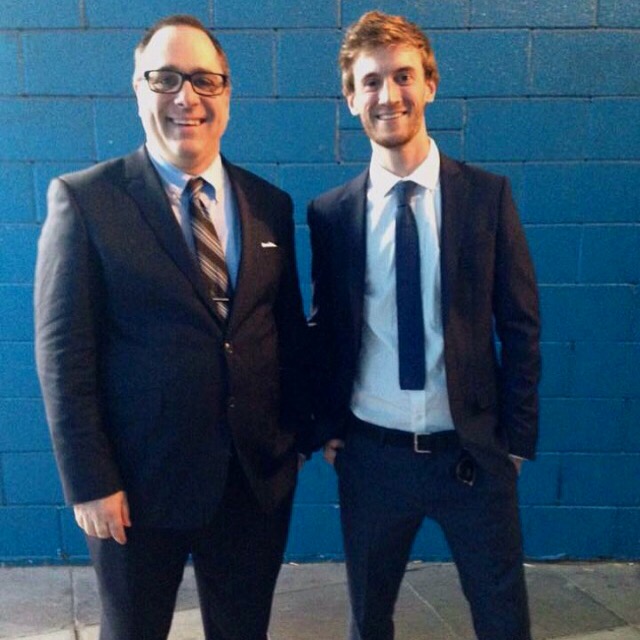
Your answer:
[261,241,278,248]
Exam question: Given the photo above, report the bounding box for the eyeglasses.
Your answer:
[143,70,229,97]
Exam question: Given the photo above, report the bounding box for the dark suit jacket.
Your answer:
[307,154,541,471]
[35,147,311,527]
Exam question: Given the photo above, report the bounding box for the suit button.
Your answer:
[228,397,236,409]
[224,341,233,354]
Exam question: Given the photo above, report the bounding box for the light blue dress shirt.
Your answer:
[147,147,241,287]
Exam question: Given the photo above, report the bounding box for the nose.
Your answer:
[378,78,400,104]
[174,78,200,106]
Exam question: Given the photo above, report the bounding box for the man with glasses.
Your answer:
[35,14,310,639]
[308,11,541,639]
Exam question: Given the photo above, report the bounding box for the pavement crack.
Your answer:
[559,567,628,627]
[404,580,463,639]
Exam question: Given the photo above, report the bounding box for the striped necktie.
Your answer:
[395,180,426,390]
[186,177,230,322]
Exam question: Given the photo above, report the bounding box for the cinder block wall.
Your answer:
[0,0,638,562]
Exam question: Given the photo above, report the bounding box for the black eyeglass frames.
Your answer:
[143,70,229,97]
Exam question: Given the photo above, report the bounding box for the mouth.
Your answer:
[169,117,206,127]
[375,111,406,121]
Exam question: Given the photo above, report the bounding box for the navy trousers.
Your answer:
[86,455,293,640]
[336,422,531,640]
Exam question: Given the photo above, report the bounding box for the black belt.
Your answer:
[349,414,460,454]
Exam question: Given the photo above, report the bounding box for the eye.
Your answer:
[193,75,216,91]
[192,73,226,95]
[395,72,413,86]
[362,76,380,91]
[151,71,180,90]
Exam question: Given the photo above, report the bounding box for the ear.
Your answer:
[131,77,145,118]
[132,53,142,94]
[346,91,360,116]
[424,78,437,104]
[132,78,143,111]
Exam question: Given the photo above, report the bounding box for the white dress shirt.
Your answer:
[147,147,241,287]
[350,139,455,434]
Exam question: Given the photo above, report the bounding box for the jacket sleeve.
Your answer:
[307,200,348,447]
[493,177,542,459]
[273,194,315,456]
[34,178,123,504]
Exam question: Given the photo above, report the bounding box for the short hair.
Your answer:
[134,14,230,78]
[339,11,439,96]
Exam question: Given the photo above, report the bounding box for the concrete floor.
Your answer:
[0,562,638,639]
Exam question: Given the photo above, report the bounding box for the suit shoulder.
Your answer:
[310,169,368,216]
[47,151,143,219]
[56,155,128,191]
[312,182,350,209]
[442,155,507,191]
[224,160,291,204]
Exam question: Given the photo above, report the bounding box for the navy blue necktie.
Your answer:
[395,180,426,390]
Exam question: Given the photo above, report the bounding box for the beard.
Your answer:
[360,108,423,150]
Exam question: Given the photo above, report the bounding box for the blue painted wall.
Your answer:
[0,0,638,563]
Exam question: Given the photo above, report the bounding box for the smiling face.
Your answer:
[133,25,230,175]
[347,44,436,155]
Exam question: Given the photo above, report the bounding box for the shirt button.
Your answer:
[228,396,236,409]
[224,342,233,354]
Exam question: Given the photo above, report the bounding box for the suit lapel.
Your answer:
[223,160,257,333]
[439,153,468,330]
[123,147,222,327]
[338,170,368,345]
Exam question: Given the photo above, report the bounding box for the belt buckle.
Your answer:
[413,433,432,454]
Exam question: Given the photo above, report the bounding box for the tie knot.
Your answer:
[395,180,416,207]
[186,177,206,201]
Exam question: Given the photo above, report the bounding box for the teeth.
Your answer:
[173,119,201,125]
[377,113,403,120]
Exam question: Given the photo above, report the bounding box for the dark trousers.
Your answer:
[336,421,530,640]
[86,456,294,640]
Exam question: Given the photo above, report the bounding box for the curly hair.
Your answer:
[339,11,439,96]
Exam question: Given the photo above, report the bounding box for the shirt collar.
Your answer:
[146,144,224,202]
[369,137,440,198]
